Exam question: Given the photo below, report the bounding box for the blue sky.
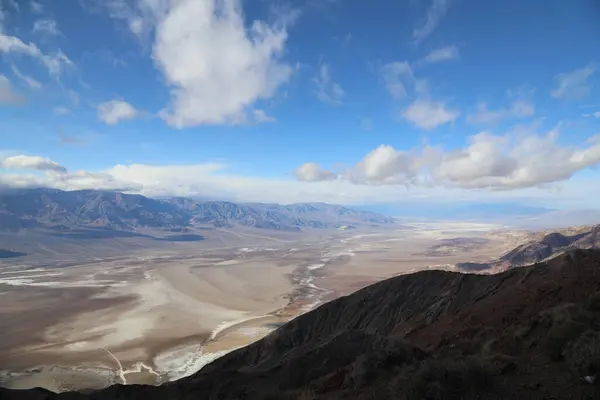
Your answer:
[0,0,599,212]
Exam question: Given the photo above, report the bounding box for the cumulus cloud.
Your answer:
[294,162,336,182]
[11,65,42,89]
[0,74,24,104]
[420,45,458,64]
[433,131,600,189]
[1,155,67,173]
[140,0,294,127]
[352,145,422,185]
[3,135,600,208]
[402,99,459,129]
[0,34,72,76]
[314,64,345,105]
[432,133,517,186]
[294,128,600,191]
[413,0,450,44]
[97,100,139,125]
[380,61,414,99]
[551,64,595,100]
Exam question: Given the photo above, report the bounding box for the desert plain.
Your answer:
[0,221,531,392]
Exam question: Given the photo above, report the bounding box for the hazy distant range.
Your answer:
[0,188,396,238]
[356,202,600,229]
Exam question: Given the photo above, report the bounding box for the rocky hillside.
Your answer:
[458,224,600,271]
[0,189,395,233]
[4,249,600,399]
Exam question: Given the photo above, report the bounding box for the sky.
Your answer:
[0,0,600,213]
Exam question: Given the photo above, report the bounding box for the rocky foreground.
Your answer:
[3,249,600,399]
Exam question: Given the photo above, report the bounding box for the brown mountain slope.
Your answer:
[458,224,600,272]
[3,250,600,399]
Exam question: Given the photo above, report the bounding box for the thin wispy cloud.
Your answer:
[33,19,60,36]
[551,64,596,100]
[0,34,73,76]
[252,109,276,123]
[30,1,43,14]
[413,0,451,44]
[11,65,42,89]
[467,100,535,125]
[0,75,24,104]
[419,45,459,64]
[53,107,71,115]
[380,61,414,99]
[314,64,345,106]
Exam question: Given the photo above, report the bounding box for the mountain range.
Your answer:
[0,188,395,234]
[4,248,600,399]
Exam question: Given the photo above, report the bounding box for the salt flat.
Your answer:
[0,222,530,392]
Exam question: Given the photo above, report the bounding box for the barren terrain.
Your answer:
[0,222,530,392]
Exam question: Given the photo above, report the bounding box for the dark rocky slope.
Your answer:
[3,250,600,399]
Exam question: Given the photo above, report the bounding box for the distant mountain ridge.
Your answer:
[0,188,395,233]
[457,224,600,271]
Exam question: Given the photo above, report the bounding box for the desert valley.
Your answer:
[0,188,547,393]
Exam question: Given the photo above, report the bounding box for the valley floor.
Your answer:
[0,222,530,392]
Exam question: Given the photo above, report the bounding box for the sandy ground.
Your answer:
[0,221,531,392]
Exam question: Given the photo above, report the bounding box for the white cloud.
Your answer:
[402,99,459,129]
[380,61,457,130]
[594,111,600,118]
[467,100,534,125]
[380,61,414,99]
[142,0,294,128]
[252,109,276,123]
[30,1,43,14]
[294,128,600,192]
[314,64,345,105]
[11,65,42,89]
[97,100,139,125]
[98,0,163,40]
[0,75,23,104]
[4,134,600,208]
[551,64,596,100]
[53,107,71,115]
[413,0,450,44]
[1,155,67,173]
[33,19,60,36]
[353,145,421,185]
[420,45,458,64]
[433,131,600,189]
[432,132,517,186]
[294,162,336,182]
[0,34,72,76]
